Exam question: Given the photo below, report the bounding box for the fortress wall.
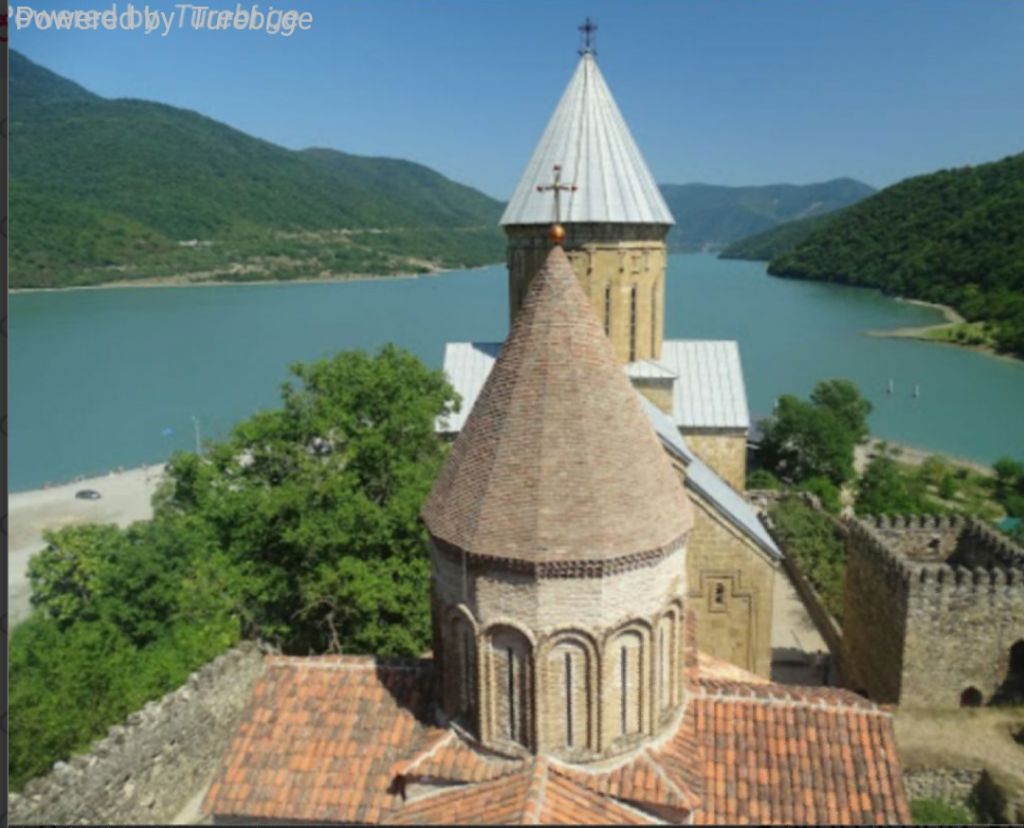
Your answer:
[900,557,1024,708]
[848,516,1024,709]
[9,642,265,825]
[840,520,910,703]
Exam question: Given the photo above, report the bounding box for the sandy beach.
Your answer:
[8,464,165,625]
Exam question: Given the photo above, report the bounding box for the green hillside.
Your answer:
[659,178,874,252]
[9,51,504,288]
[719,210,843,261]
[767,153,1024,356]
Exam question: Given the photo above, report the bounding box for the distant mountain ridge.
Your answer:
[659,178,875,252]
[762,152,1024,356]
[9,50,505,288]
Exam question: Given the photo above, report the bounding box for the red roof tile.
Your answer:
[207,642,909,825]
[203,655,439,823]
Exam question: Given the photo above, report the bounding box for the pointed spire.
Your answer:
[422,246,692,563]
[500,51,673,226]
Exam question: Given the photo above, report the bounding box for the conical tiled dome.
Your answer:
[422,246,692,562]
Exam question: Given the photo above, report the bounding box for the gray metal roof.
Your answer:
[638,396,782,560]
[660,340,750,430]
[500,53,674,227]
[439,340,750,433]
[435,342,502,434]
[625,359,678,380]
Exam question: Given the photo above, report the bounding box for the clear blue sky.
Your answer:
[12,0,1024,199]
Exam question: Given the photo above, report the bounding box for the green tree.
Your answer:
[758,395,856,486]
[156,345,458,655]
[856,456,932,515]
[809,378,873,444]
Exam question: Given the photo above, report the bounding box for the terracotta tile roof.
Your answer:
[393,759,658,825]
[203,655,439,823]
[688,678,911,825]
[398,729,525,784]
[207,646,909,825]
[421,245,692,563]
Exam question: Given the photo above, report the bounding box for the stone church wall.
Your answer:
[685,495,775,677]
[9,642,265,825]
[505,223,668,364]
[683,431,748,492]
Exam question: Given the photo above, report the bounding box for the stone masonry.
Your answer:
[9,642,266,825]
[841,515,1024,708]
[505,223,668,364]
[685,494,775,678]
[683,431,748,493]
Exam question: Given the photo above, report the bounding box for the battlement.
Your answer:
[845,515,1024,598]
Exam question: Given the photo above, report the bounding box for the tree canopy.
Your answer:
[765,152,1024,356]
[12,345,458,790]
[757,379,872,487]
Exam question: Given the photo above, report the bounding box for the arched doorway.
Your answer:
[1010,640,1024,678]
[960,686,983,707]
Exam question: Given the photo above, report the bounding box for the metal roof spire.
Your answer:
[500,28,674,227]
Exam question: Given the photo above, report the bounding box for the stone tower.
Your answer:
[500,50,674,365]
[421,244,693,760]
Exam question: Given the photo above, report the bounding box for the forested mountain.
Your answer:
[9,51,505,288]
[719,211,842,261]
[766,153,1024,356]
[659,178,874,252]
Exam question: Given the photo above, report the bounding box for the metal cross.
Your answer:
[536,164,578,223]
[578,17,598,55]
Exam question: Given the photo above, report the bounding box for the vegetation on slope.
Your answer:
[10,346,454,789]
[660,178,873,252]
[9,51,504,288]
[719,210,842,261]
[766,153,1024,356]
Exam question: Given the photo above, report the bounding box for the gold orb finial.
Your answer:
[549,223,566,245]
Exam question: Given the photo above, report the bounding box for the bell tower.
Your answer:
[500,27,674,364]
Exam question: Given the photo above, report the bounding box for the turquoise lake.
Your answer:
[9,254,1024,492]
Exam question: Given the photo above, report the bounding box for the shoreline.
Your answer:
[9,262,500,294]
[8,463,166,625]
[864,298,1022,364]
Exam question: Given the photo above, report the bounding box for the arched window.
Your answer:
[545,638,592,752]
[657,613,677,712]
[628,285,638,361]
[489,627,532,749]
[608,629,644,739]
[604,284,612,336]
[447,615,476,724]
[650,281,658,356]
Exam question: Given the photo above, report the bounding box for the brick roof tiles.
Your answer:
[206,648,910,825]
[421,245,692,563]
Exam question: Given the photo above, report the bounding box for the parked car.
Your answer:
[75,489,102,500]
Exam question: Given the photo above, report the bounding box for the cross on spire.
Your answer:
[578,17,598,55]
[536,164,578,224]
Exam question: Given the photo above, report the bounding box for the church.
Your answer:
[439,35,778,677]
[205,35,909,826]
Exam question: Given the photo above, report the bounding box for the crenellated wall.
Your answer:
[9,643,266,826]
[841,515,1024,709]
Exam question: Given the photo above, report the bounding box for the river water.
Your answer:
[9,254,1024,491]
